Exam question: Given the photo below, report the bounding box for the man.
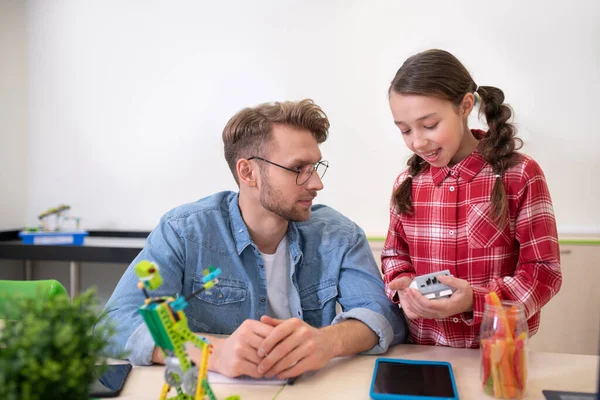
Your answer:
[104,99,406,379]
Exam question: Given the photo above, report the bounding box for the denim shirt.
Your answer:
[103,191,406,365]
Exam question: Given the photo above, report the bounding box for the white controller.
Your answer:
[409,270,455,300]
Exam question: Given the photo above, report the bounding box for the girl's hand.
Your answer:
[400,275,474,320]
[388,276,420,320]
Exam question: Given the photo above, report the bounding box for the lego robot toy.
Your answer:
[134,260,239,400]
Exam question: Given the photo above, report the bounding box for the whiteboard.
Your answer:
[24,0,600,236]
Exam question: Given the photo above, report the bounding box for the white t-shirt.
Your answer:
[260,236,293,320]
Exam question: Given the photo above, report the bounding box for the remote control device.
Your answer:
[409,270,455,300]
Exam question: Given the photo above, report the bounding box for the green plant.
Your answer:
[0,288,116,400]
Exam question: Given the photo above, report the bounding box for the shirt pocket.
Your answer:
[300,280,338,328]
[467,201,512,248]
[187,277,247,334]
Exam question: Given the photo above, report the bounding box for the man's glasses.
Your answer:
[248,157,329,186]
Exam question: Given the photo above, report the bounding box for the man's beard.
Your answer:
[259,177,312,222]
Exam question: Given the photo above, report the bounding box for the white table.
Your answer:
[116,344,599,399]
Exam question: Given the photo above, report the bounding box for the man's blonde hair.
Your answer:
[223,99,330,184]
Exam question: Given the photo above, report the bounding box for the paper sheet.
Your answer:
[208,371,289,385]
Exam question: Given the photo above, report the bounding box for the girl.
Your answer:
[382,49,562,348]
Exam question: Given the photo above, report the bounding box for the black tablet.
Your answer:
[542,390,597,400]
[370,358,459,399]
[89,363,133,398]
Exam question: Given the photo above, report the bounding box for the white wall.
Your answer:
[23,0,600,236]
[0,0,28,230]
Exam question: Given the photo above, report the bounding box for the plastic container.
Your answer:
[18,231,89,246]
[480,295,528,399]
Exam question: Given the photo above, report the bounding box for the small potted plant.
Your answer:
[0,288,116,400]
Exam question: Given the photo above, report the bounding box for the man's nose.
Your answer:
[305,171,324,191]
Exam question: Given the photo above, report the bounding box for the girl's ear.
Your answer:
[460,92,476,118]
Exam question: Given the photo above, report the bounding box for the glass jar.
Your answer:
[480,299,528,399]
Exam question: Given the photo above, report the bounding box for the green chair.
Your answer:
[0,279,69,320]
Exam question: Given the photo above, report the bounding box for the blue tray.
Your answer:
[18,231,89,246]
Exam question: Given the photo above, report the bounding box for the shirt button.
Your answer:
[450,170,456,176]
[317,300,322,305]
[260,297,266,303]
[449,230,455,236]
[259,264,264,269]
[453,317,459,323]
[217,294,223,299]
[449,186,455,192]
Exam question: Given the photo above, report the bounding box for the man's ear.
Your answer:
[460,92,475,118]
[237,158,257,188]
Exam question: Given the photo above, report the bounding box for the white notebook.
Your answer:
[208,371,290,385]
